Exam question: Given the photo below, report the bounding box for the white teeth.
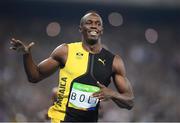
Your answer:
[90,31,97,35]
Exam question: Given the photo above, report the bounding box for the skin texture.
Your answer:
[10,12,134,110]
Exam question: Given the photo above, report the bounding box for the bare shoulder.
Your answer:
[51,43,68,55]
[50,43,68,66]
[112,54,126,76]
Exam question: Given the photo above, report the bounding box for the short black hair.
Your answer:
[80,10,103,26]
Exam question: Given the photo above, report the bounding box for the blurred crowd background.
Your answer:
[0,0,180,122]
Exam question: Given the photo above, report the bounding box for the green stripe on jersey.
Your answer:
[73,82,100,92]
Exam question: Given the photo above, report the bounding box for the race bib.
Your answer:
[68,82,100,111]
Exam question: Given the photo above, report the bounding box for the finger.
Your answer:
[99,95,109,102]
[99,97,104,102]
[11,38,23,44]
[11,38,18,43]
[97,81,105,88]
[10,41,15,45]
[11,38,16,41]
[11,39,23,46]
[92,92,104,98]
[16,39,23,44]
[27,42,35,49]
[9,46,17,50]
[100,98,106,102]
[10,40,19,47]
[98,96,105,101]
[92,93,100,97]
[11,38,20,43]
[92,95,104,102]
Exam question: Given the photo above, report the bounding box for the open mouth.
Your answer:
[90,31,97,35]
[88,30,98,36]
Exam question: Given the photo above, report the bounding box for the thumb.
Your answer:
[27,42,35,49]
[97,81,105,88]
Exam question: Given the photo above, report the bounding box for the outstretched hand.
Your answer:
[10,38,35,54]
[92,81,115,102]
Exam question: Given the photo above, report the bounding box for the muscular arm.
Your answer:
[23,44,68,83]
[111,55,134,109]
[93,55,134,110]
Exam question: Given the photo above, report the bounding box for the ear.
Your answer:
[101,30,103,35]
[100,27,103,35]
[79,25,82,33]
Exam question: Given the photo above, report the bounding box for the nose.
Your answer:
[90,22,97,29]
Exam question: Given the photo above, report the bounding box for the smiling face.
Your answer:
[79,12,103,45]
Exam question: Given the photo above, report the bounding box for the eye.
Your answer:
[96,21,102,26]
[85,20,92,25]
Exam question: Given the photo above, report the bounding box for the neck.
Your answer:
[82,40,102,54]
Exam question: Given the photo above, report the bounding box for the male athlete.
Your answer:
[10,11,134,122]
